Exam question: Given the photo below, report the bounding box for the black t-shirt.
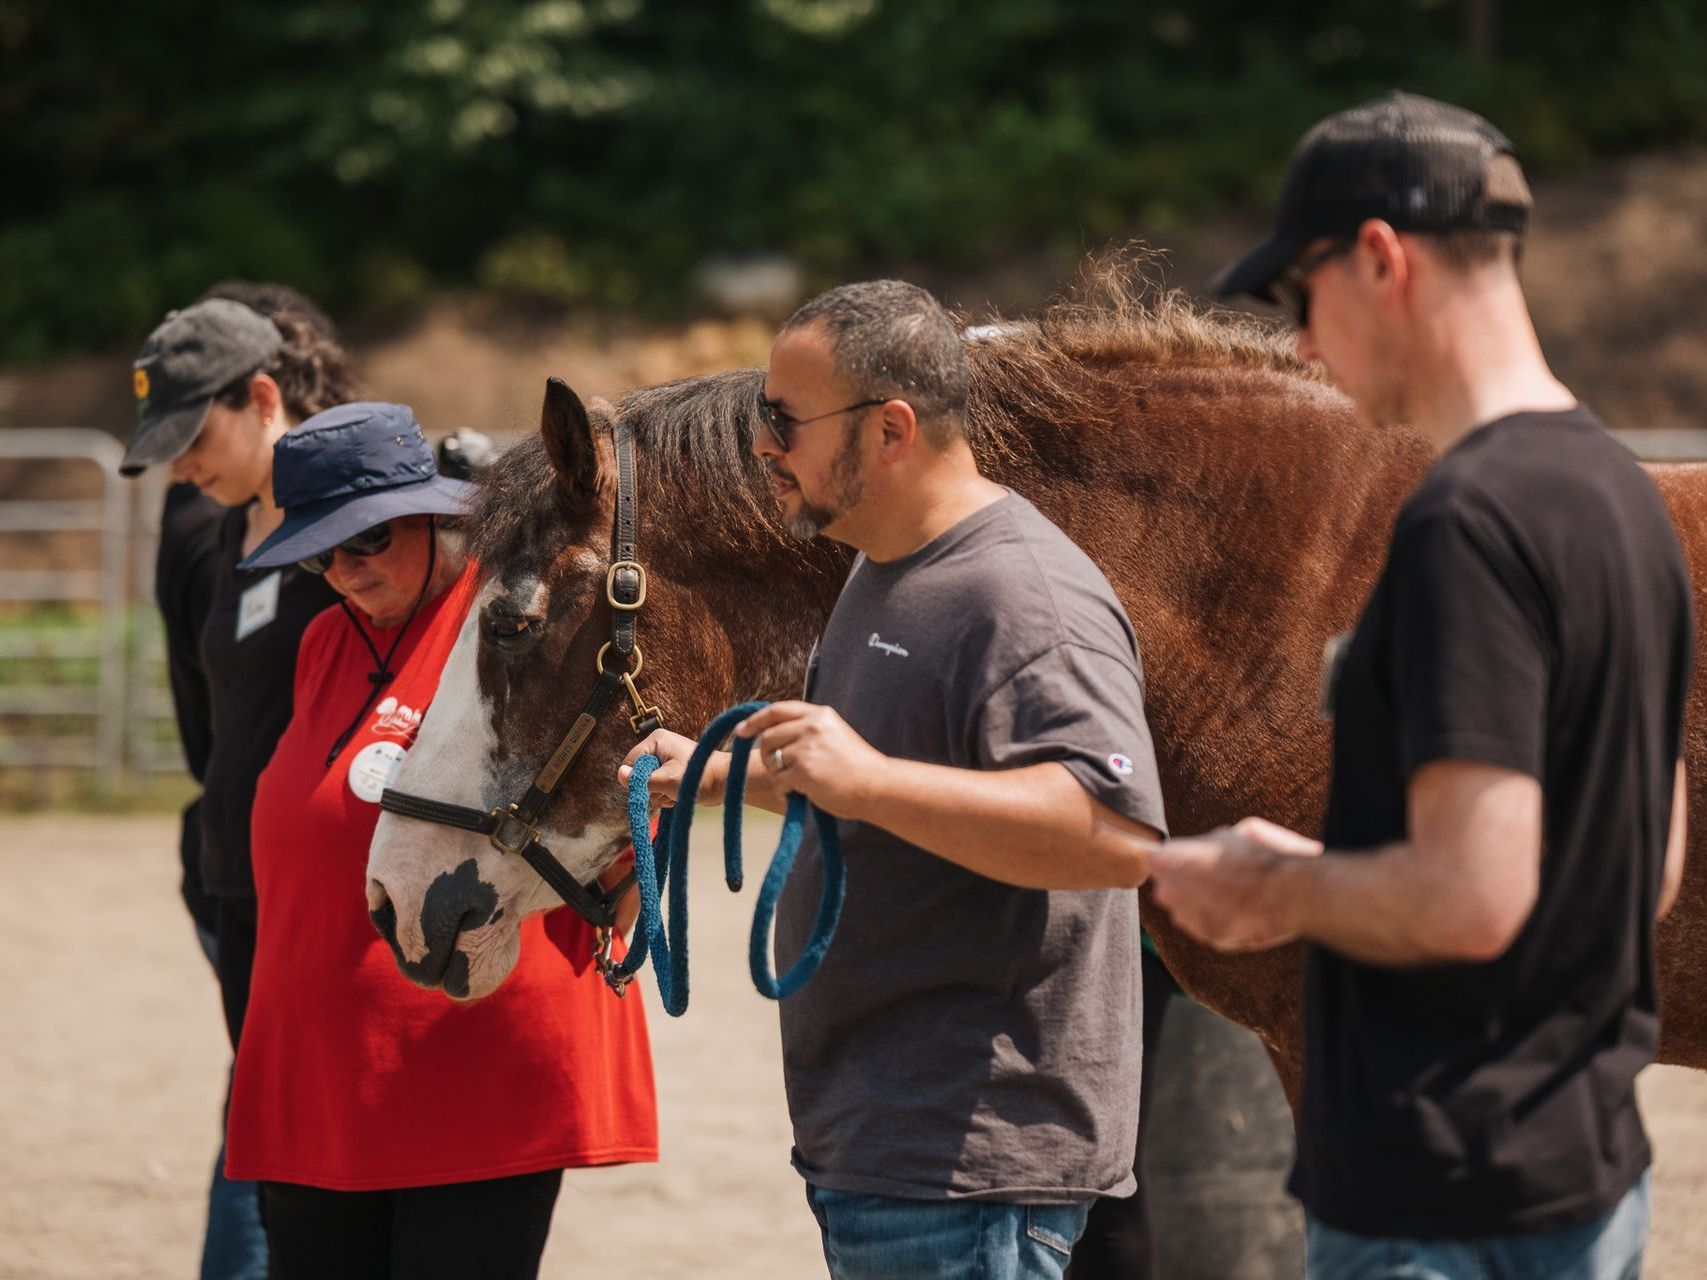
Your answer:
[155,483,224,934]
[1293,408,1693,1238]
[198,505,339,898]
[157,484,222,783]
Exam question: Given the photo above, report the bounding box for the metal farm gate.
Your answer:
[0,429,176,795]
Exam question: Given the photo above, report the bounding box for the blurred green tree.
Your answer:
[1,0,1702,360]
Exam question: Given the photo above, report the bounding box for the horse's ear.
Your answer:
[540,377,600,498]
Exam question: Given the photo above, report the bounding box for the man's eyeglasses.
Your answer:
[298,522,393,575]
[1271,240,1353,329]
[757,393,887,453]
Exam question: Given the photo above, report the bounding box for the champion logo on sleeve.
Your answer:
[867,632,910,658]
[1108,753,1135,776]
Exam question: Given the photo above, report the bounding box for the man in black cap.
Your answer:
[1147,92,1693,1278]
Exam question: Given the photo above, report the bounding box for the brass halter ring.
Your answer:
[595,641,644,679]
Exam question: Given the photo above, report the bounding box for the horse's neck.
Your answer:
[999,362,1431,834]
[694,538,852,706]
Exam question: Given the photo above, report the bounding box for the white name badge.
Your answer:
[235,572,282,641]
[348,740,409,804]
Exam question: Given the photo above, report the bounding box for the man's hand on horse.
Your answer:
[619,729,729,808]
[1147,817,1323,951]
[737,701,889,819]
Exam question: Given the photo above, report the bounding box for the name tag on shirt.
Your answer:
[235,572,282,641]
[349,740,409,804]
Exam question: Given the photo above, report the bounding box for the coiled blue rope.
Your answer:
[611,701,846,1016]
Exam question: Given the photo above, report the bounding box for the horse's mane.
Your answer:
[472,250,1318,568]
[965,248,1320,465]
[471,368,777,568]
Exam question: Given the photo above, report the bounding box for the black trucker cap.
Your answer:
[1211,91,1533,304]
[120,299,284,476]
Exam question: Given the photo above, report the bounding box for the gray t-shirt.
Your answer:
[776,492,1167,1203]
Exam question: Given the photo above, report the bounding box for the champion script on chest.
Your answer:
[867,632,910,659]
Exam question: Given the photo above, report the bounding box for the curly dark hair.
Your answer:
[195,280,362,422]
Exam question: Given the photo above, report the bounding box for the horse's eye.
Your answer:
[481,605,539,643]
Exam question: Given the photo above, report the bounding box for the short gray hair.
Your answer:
[782,280,969,444]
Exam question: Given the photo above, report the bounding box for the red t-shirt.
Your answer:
[227,564,657,1189]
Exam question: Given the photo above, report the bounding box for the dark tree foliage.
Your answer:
[1,0,1703,360]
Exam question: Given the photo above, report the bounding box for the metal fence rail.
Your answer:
[0,429,131,784]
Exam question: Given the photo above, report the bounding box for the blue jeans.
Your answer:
[195,924,269,1280]
[805,1184,1092,1280]
[1305,1170,1651,1280]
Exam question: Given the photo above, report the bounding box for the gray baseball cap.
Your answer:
[120,299,284,476]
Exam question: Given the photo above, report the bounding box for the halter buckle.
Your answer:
[488,804,539,857]
[606,561,647,611]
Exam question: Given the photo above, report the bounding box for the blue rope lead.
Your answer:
[611,700,846,1015]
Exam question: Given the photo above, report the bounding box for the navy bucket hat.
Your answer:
[240,402,477,570]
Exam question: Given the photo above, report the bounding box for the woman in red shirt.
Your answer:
[226,402,657,1279]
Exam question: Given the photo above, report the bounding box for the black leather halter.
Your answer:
[379,423,663,976]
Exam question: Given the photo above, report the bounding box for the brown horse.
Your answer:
[366,267,1707,1097]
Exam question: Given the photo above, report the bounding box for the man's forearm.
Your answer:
[1277,841,1522,965]
[847,758,1155,890]
[1659,760,1687,922]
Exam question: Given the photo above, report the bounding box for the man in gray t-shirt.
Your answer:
[624,280,1166,1280]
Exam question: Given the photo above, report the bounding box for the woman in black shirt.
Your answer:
[123,293,359,1047]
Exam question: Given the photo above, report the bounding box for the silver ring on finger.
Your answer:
[772,747,787,773]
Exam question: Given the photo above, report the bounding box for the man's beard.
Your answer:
[777,422,866,540]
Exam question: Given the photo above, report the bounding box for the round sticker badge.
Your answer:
[348,740,409,804]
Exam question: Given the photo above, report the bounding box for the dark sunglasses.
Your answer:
[1271,240,1353,329]
[297,522,393,575]
[757,393,887,453]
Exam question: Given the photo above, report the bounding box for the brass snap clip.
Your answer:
[595,926,632,995]
[621,670,664,735]
[595,643,664,733]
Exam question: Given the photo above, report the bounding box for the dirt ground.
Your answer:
[4,814,1707,1279]
[0,813,826,1280]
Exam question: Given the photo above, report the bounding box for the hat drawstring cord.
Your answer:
[324,519,440,767]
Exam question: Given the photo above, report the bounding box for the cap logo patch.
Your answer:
[133,368,150,401]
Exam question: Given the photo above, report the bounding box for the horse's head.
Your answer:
[366,373,847,999]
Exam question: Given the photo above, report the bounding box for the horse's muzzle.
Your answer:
[366,859,499,998]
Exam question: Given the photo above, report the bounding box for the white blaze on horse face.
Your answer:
[367,570,644,998]
[367,585,505,966]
